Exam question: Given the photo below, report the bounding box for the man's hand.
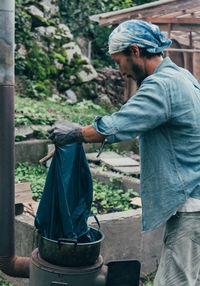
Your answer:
[48,126,85,146]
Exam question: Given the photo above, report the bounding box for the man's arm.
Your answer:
[82,125,106,143]
[48,124,106,146]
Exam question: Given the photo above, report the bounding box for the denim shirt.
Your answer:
[92,57,200,232]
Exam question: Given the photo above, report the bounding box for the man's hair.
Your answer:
[122,47,163,59]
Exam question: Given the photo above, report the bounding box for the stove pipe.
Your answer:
[0,0,30,277]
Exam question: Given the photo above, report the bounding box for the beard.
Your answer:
[127,62,147,88]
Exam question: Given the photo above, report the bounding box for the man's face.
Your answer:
[111,50,147,87]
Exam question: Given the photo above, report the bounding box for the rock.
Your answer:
[78,56,97,82]
[97,94,112,106]
[17,44,27,56]
[39,0,59,19]
[15,126,33,140]
[27,5,44,19]
[54,59,63,70]
[58,24,73,41]
[63,42,82,62]
[79,67,97,82]
[65,89,78,104]
[45,26,57,36]
[54,120,81,129]
[35,26,56,37]
[34,26,46,37]
[26,5,48,27]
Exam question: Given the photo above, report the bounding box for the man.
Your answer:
[49,20,200,285]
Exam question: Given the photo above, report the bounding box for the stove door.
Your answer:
[106,260,141,286]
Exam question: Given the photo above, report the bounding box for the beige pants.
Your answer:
[154,212,200,286]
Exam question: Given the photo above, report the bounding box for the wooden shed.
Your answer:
[90,0,200,100]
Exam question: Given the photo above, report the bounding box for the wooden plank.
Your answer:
[158,23,200,33]
[159,7,200,18]
[98,0,200,27]
[166,48,200,53]
[15,181,32,204]
[171,34,200,49]
[144,17,200,24]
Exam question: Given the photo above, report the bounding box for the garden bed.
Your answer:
[15,162,141,214]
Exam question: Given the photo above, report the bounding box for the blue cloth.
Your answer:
[92,57,200,232]
[108,20,171,55]
[35,143,93,241]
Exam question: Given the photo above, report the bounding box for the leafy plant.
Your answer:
[92,178,140,214]
[15,162,48,201]
[15,94,117,136]
[0,276,13,286]
[59,0,157,68]
[140,270,157,286]
[15,162,140,213]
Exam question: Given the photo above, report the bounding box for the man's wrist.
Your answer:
[81,125,106,143]
[76,128,87,143]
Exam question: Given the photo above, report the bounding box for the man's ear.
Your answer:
[129,44,140,56]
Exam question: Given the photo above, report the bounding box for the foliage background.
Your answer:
[59,0,156,68]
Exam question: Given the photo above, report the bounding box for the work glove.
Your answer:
[48,125,86,146]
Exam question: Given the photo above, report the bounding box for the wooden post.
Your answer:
[188,32,193,73]
[193,52,200,82]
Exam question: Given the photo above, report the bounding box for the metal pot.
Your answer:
[38,228,104,267]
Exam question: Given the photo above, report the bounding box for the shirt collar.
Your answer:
[154,57,173,74]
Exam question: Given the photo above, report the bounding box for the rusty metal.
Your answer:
[0,0,30,278]
[0,256,30,278]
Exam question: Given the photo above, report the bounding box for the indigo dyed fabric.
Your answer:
[35,143,93,241]
[108,20,171,54]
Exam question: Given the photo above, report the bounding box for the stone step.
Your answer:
[86,151,140,176]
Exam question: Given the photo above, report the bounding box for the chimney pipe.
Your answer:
[0,0,30,277]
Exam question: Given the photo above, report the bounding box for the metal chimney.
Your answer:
[0,0,30,277]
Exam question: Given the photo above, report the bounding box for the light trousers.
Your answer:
[154,212,200,286]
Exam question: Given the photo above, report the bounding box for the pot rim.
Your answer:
[38,227,104,246]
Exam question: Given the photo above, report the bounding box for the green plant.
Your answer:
[59,0,157,68]
[0,276,13,286]
[15,162,48,201]
[92,178,140,214]
[15,94,116,141]
[15,162,141,213]
[140,270,157,286]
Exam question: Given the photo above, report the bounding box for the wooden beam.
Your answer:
[158,23,200,33]
[159,7,200,18]
[171,34,200,49]
[99,0,200,27]
[145,17,200,24]
[166,48,200,53]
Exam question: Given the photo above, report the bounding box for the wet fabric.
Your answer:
[35,142,94,241]
[108,20,171,55]
[154,212,200,286]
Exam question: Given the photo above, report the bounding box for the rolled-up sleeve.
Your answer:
[92,77,171,144]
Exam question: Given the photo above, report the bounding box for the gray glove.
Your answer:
[48,125,86,146]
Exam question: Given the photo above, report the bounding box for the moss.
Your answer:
[52,53,66,64]
[34,82,47,93]
[31,15,50,28]
[49,65,58,76]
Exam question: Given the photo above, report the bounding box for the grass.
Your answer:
[15,93,117,128]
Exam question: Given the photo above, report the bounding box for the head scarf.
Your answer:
[108,19,171,55]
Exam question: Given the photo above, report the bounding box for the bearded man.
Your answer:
[49,20,200,286]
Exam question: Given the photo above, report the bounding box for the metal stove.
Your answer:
[30,248,107,286]
[29,248,140,286]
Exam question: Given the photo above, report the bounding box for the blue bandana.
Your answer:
[108,20,171,55]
